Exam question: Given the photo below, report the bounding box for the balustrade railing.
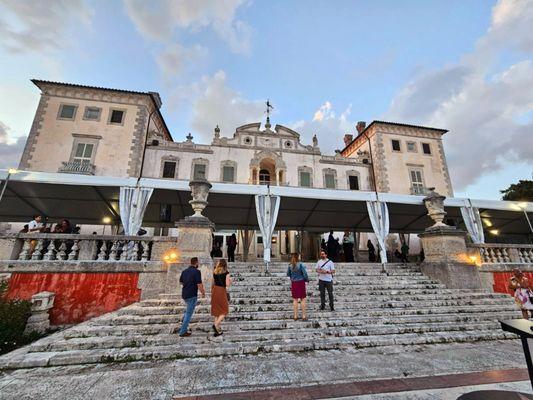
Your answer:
[10,234,154,261]
[58,161,95,175]
[468,244,533,265]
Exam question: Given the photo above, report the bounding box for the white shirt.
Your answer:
[28,219,43,233]
[316,258,335,282]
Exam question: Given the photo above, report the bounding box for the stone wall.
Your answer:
[1,260,167,326]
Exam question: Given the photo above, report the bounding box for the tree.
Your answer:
[501,180,533,201]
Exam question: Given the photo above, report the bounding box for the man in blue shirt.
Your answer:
[178,257,206,337]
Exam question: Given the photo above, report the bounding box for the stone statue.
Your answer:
[423,187,450,229]
[312,134,318,147]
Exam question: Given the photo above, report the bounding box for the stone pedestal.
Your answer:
[419,227,481,289]
[24,291,55,335]
[165,216,214,294]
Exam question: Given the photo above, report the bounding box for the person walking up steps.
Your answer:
[287,253,309,321]
[316,250,335,311]
[211,259,231,336]
[178,257,205,337]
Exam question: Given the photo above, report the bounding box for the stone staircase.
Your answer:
[0,262,521,369]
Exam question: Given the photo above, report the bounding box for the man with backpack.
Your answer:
[316,250,335,311]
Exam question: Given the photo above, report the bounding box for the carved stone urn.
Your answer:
[188,180,212,217]
[423,187,449,229]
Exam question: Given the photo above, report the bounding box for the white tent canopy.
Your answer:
[0,169,532,236]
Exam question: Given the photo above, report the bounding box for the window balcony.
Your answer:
[58,161,95,175]
[410,186,428,196]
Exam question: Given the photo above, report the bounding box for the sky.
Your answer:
[0,0,532,199]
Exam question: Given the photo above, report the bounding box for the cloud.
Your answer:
[384,0,533,190]
[157,43,208,80]
[0,0,92,54]
[189,70,265,141]
[0,121,25,169]
[123,0,252,55]
[293,102,354,153]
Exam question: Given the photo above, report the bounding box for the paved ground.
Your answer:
[0,340,529,400]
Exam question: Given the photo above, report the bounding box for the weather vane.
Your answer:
[265,99,274,129]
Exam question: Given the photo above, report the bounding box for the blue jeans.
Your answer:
[179,296,198,335]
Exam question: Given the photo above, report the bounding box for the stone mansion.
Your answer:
[20,80,453,197]
[14,80,455,259]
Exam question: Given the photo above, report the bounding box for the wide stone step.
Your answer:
[62,311,520,339]
[231,277,440,286]
[30,320,505,353]
[5,329,516,369]
[141,292,510,307]
[128,298,515,316]
[96,304,518,326]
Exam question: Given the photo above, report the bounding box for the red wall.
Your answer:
[492,272,533,296]
[6,273,141,325]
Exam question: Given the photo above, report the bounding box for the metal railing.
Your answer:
[58,161,95,175]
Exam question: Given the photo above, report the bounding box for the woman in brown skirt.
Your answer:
[211,259,231,336]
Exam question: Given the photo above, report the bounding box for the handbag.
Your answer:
[226,292,231,302]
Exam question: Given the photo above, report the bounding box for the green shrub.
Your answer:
[0,279,33,355]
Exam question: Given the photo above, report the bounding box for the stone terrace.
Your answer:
[0,262,522,369]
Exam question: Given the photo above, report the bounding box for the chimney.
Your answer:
[343,134,353,146]
[356,121,366,134]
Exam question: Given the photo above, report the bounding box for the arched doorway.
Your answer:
[258,158,276,185]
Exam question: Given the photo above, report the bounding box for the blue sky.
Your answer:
[0,0,531,199]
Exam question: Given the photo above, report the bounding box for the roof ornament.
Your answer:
[186,132,193,142]
[312,134,318,147]
[264,99,274,130]
[214,125,220,139]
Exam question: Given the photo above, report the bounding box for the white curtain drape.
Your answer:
[460,203,485,244]
[255,194,281,263]
[119,186,154,236]
[366,200,390,264]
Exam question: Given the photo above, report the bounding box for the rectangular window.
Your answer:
[422,143,431,154]
[110,109,124,124]
[406,141,417,152]
[324,173,336,189]
[59,104,77,120]
[84,107,101,120]
[349,175,359,190]
[222,166,234,182]
[300,171,311,187]
[409,169,425,195]
[73,143,94,165]
[391,139,401,151]
[193,163,206,180]
[162,161,176,178]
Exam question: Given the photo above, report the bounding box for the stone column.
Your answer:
[418,188,481,289]
[165,180,215,294]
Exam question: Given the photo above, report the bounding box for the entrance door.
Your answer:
[259,169,271,185]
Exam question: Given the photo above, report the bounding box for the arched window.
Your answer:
[259,169,271,184]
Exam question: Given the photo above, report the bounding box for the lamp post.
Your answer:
[0,168,18,205]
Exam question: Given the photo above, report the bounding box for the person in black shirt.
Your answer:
[211,259,231,336]
[226,233,237,262]
[178,257,205,337]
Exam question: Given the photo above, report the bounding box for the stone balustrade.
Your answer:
[0,234,177,262]
[468,243,533,265]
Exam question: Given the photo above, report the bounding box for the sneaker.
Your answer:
[179,332,192,337]
[330,307,335,312]
[319,306,325,311]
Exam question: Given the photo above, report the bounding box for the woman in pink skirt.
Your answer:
[287,253,309,320]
